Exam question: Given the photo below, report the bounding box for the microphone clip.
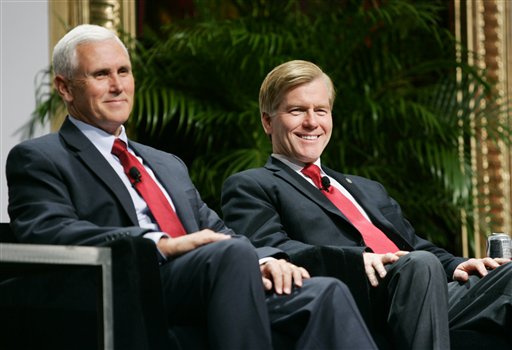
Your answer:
[321,176,330,192]
[129,166,142,184]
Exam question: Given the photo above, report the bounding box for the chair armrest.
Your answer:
[104,236,176,350]
[0,243,112,349]
[290,245,373,326]
[0,233,178,350]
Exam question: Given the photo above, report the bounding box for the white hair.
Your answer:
[52,24,128,78]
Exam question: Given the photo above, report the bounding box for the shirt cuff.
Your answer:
[258,257,276,265]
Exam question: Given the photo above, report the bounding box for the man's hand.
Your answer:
[157,229,230,258]
[260,259,310,294]
[363,251,409,287]
[453,257,511,282]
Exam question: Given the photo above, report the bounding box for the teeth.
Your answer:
[301,135,318,140]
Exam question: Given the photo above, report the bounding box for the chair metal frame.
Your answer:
[0,243,113,349]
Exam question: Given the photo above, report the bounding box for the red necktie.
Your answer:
[111,138,186,238]
[301,164,399,254]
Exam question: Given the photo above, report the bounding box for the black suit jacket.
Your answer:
[7,118,282,259]
[222,156,465,281]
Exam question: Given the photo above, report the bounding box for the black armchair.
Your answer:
[0,222,180,350]
[290,245,389,347]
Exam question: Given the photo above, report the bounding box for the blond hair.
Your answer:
[259,60,335,116]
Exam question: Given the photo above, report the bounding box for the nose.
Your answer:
[303,110,319,128]
[109,74,123,92]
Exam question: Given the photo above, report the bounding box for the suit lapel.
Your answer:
[59,118,139,226]
[265,157,353,222]
[266,157,403,238]
[129,142,196,232]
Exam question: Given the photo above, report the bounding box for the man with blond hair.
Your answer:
[222,59,512,349]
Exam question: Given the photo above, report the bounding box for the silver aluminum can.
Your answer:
[486,233,512,259]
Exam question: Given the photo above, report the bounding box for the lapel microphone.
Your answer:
[321,176,331,192]
[129,166,142,184]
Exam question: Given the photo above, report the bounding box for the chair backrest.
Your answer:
[0,222,17,243]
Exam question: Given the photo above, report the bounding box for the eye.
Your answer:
[289,108,304,116]
[93,70,109,79]
[118,67,131,76]
[316,109,329,116]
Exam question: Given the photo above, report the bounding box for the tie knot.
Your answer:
[111,138,127,157]
[301,163,321,178]
[301,164,323,189]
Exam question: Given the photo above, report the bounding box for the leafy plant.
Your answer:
[31,0,510,255]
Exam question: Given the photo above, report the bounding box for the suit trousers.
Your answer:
[160,237,272,349]
[159,237,377,350]
[371,251,451,350]
[448,262,512,342]
[267,276,377,349]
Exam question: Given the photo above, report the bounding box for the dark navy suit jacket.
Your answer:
[221,156,465,292]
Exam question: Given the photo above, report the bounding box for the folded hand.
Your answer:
[260,259,310,294]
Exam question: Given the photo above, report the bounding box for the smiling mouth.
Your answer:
[299,135,320,140]
[104,100,129,106]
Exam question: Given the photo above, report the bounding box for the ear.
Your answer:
[54,75,74,103]
[261,112,272,135]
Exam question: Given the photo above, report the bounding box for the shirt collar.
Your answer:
[68,116,128,154]
[271,153,323,174]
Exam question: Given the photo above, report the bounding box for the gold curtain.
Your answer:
[455,0,512,257]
